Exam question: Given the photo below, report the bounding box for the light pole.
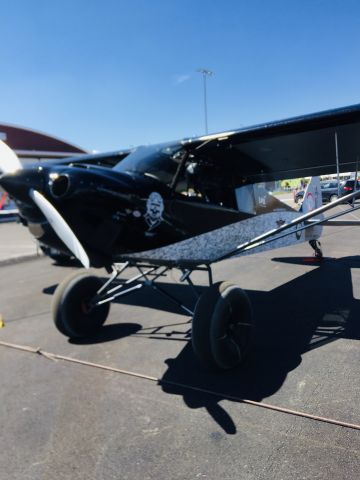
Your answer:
[197,68,214,134]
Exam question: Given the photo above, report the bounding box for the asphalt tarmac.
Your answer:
[0,218,360,479]
[0,221,41,265]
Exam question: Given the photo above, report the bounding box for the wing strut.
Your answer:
[216,189,360,262]
[335,132,340,197]
[234,203,360,257]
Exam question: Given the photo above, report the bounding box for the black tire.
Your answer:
[192,282,253,370]
[52,271,110,338]
[329,194,338,202]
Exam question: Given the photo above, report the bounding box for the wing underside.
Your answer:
[194,104,360,183]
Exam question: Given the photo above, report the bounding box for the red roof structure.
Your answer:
[0,123,87,159]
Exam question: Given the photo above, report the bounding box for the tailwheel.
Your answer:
[52,270,110,338]
[192,282,254,370]
[309,239,323,259]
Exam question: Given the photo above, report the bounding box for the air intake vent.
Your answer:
[50,174,70,198]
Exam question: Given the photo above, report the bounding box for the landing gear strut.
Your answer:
[51,262,254,370]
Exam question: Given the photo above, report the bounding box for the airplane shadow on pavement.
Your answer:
[43,256,360,434]
[159,256,360,434]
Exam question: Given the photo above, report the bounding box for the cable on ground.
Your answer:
[0,339,359,431]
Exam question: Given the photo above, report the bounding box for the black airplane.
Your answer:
[2,103,360,371]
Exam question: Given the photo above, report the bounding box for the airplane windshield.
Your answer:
[113,143,185,185]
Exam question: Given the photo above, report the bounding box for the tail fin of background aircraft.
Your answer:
[0,140,22,175]
[300,176,322,213]
[300,176,323,240]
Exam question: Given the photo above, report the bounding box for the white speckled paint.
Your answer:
[126,211,323,265]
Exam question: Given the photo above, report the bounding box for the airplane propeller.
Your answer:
[0,139,90,268]
[29,189,90,269]
[0,140,23,174]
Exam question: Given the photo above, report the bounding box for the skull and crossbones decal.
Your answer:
[144,192,164,232]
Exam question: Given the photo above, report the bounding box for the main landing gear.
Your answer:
[192,282,253,370]
[51,262,255,370]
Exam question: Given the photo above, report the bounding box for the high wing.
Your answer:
[185,103,360,183]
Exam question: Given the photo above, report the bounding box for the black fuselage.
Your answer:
[0,159,246,267]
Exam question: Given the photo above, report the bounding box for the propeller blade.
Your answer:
[29,189,90,268]
[0,140,22,174]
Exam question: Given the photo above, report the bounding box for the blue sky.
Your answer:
[1,0,360,152]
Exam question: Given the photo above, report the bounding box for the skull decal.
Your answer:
[145,192,164,231]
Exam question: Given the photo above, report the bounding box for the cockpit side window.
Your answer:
[114,143,237,209]
[174,155,237,209]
